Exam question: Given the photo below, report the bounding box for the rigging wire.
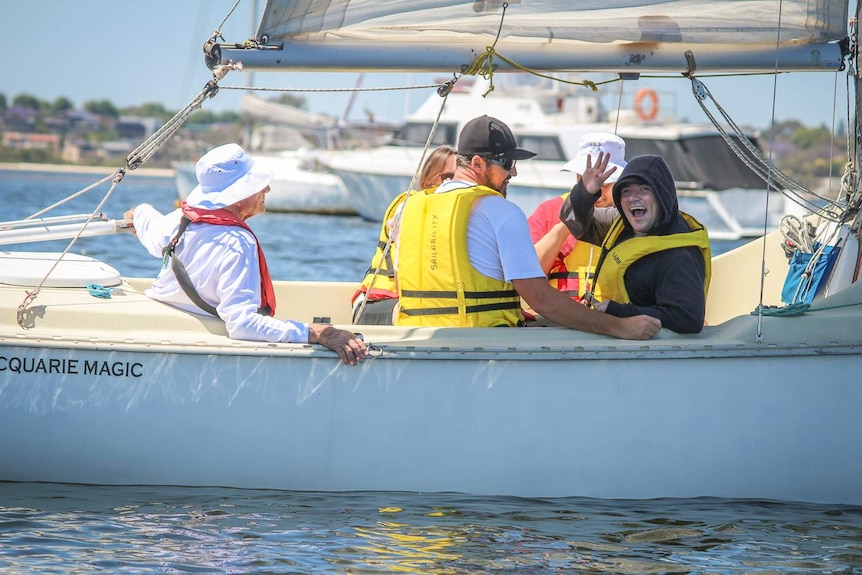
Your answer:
[613,80,624,134]
[676,2,859,334]
[16,61,240,326]
[688,78,845,221]
[16,172,125,328]
[754,0,786,342]
[215,0,243,37]
[352,80,455,324]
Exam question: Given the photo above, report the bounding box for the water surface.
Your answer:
[2,482,861,574]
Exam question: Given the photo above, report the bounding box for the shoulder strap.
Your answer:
[162,216,219,317]
[162,216,191,262]
[170,256,219,317]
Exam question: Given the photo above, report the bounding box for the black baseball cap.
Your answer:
[457,115,537,160]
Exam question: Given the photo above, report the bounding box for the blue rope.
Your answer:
[87,284,114,299]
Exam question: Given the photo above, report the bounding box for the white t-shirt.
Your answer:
[434,181,545,282]
[133,204,308,343]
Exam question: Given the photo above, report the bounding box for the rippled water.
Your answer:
[0,168,381,281]
[2,168,853,573]
[2,482,861,574]
[0,167,744,281]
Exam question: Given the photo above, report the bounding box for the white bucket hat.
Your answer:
[185,143,273,209]
[561,132,627,183]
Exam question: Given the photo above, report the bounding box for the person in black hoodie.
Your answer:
[560,153,711,333]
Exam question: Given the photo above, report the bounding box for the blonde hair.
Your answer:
[419,145,457,189]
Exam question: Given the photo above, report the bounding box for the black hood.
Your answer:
[611,155,680,235]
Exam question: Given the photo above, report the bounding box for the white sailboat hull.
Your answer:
[1,228,861,504]
[330,157,788,240]
[1,323,859,503]
[310,78,789,240]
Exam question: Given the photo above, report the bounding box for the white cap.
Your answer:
[561,132,627,183]
[185,143,273,209]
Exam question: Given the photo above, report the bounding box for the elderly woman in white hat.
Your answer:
[526,133,627,304]
[125,143,367,365]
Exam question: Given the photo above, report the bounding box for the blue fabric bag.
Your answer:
[781,243,841,304]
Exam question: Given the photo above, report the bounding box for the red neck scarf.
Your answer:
[181,202,276,316]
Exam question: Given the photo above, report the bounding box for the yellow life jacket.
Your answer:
[395,185,523,327]
[548,239,603,302]
[352,192,407,305]
[535,192,603,302]
[595,212,712,304]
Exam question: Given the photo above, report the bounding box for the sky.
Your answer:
[1,0,850,132]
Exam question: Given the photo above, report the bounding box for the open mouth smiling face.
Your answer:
[619,183,659,236]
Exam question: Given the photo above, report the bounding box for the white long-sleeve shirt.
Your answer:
[133,204,309,343]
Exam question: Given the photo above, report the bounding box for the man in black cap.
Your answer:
[392,115,661,340]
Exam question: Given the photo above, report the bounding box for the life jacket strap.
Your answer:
[400,289,519,299]
[400,300,522,316]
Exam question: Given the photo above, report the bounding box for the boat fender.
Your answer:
[634,88,659,122]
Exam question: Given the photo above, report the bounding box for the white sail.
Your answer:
[219,0,850,72]
[240,92,335,129]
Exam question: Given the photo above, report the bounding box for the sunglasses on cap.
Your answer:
[485,156,516,171]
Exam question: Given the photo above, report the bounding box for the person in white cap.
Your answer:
[527,132,627,305]
[393,116,660,340]
[125,143,367,365]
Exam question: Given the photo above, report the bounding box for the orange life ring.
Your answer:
[634,88,659,122]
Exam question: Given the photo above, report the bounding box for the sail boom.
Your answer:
[218,42,845,74]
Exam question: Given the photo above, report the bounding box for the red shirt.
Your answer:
[527,195,575,259]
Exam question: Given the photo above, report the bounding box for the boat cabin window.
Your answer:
[516,135,566,162]
[391,122,459,147]
[624,135,764,190]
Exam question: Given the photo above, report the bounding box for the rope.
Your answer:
[462,46,603,96]
[214,0,242,35]
[352,80,455,324]
[753,302,810,316]
[842,17,861,208]
[688,76,852,223]
[16,172,125,328]
[779,214,815,255]
[16,60,239,328]
[754,295,862,317]
[458,2,604,97]
[125,65,233,171]
[24,173,117,220]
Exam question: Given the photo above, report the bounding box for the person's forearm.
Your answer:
[518,278,630,338]
[533,223,570,274]
[533,289,629,337]
[515,277,660,340]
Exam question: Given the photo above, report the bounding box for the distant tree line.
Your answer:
[0,92,249,166]
[0,92,242,132]
[759,120,847,190]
